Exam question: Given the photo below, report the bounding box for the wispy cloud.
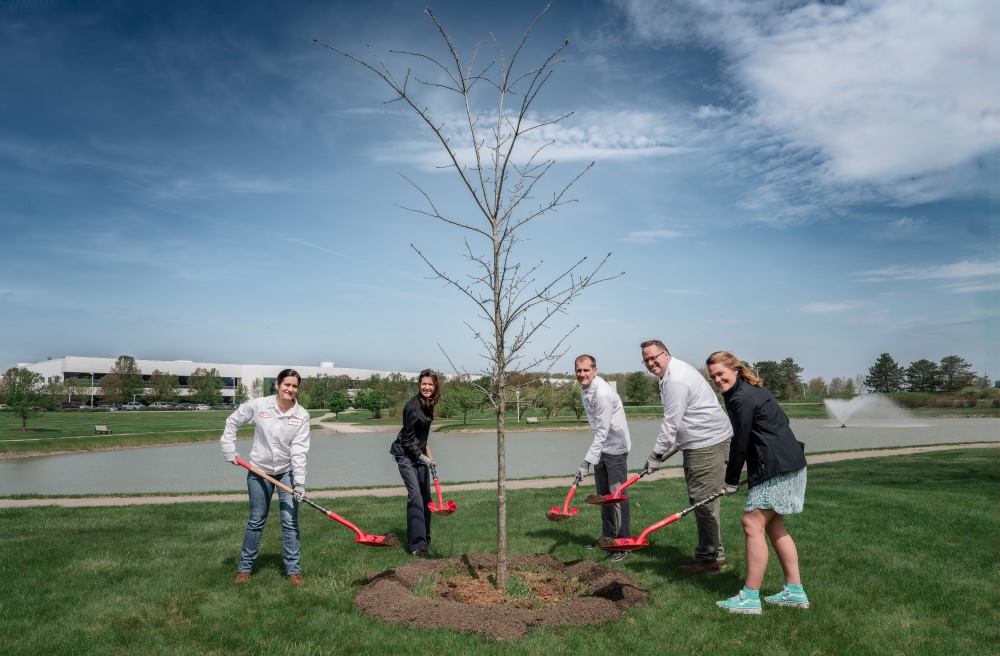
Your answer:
[857,259,1000,282]
[615,0,1000,210]
[370,109,694,168]
[800,301,863,314]
[941,280,1000,294]
[621,229,685,243]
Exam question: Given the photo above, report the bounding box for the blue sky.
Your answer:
[1,0,998,383]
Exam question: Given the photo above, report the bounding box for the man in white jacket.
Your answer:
[575,354,632,563]
[641,340,733,573]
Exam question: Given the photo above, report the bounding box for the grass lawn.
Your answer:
[1,448,997,655]
[0,410,253,457]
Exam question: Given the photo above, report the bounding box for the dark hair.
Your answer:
[641,339,670,355]
[574,354,597,368]
[418,368,441,408]
[276,368,301,385]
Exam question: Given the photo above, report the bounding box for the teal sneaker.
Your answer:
[764,586,810,609]
[716,589,762,615]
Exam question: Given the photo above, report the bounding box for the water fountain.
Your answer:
[824,394,928,428]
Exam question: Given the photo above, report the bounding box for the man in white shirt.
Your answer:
[574,354,632,563]
[641,340,733,573]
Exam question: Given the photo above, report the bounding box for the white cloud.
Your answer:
[371,109,693,168]
[621,229,685,243]
[693,105,731,120]
[858,259,1000,282]
[801,301,863,314]
[615,0,1000,204]
[940,281,1000,294]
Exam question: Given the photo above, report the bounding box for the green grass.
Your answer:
[1,448,997,655]
[0,410,252,457]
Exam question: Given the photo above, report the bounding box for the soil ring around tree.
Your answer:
[354,552,647,640]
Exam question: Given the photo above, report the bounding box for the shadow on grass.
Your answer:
[525,526,596,554]
[222,553,292,576]
[619,542,743,594]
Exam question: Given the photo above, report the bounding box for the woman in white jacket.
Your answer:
[220,368,310,586]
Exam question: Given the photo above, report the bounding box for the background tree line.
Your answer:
[864,353,988,394]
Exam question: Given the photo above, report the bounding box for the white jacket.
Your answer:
[220,395,311,486]
[653,357,732,453]
[581,375,631,465]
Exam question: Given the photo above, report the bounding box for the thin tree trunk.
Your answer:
[495,392,507,591]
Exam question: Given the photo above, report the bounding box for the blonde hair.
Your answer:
[706,351,763,387]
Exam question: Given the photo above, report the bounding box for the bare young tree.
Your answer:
[318,3,621,589]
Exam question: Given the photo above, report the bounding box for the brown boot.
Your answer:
[233,572,251,584]
[288,573,304,586]
[678,559,727,574]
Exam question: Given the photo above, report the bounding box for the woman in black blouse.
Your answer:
[707,351,809,615]
[388,369,441,556]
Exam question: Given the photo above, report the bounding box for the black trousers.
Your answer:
[595,452,630,538]
[394,454,432,552]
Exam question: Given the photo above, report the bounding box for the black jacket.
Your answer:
[722,377,806,488]
[389,395,434,463]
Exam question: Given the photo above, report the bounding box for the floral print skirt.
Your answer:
[745,467,807,515]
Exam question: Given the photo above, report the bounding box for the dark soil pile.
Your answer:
[354,552,647,640]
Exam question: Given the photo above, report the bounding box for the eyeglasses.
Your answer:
[642,351,666,365]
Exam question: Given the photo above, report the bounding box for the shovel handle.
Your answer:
[637,478,747,542]
[234,457,296,495]
[562,476,581,513]
[233,458,365,540]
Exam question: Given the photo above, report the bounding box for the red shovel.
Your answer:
[584,448,678,505]
[597,480,745,551]
[234,457,399,548]
[427,463,457,516]
[545,472,582,522]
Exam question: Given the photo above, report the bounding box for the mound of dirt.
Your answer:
[354,552,647,640]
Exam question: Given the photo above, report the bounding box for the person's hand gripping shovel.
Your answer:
[233,457,399,547]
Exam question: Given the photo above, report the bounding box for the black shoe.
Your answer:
[584,538,603,550]
[410,549,428,558]
[606,550,631,563]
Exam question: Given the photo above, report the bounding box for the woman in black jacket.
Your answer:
[706,351,809,615]
[389,369,441,556]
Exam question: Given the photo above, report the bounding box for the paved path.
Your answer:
[1,442,996,508]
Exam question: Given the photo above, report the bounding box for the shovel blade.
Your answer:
[355,533,400,548]
[428,500,457,515]
[584,493,628,505]
[597,536,649,551]
[545,506,579,522]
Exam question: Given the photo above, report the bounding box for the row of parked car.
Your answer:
[58,401,236,411]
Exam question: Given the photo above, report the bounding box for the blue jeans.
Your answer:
[238,470,301,575]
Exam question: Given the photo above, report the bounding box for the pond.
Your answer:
[0,418,997,495]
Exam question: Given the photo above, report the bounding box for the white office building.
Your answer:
[19,355,417,404]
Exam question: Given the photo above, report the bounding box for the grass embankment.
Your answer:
[1,449,996,655]
[0,411,252,457]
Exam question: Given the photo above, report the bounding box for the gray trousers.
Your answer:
[683,439,730,563]
[595,452,630,538]
[394,455,432,552]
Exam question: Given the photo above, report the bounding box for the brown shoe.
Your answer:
[233,572,251,584]
[679,559,727,574]
[288,573,304,586]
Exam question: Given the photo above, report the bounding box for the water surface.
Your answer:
[1,418,996,495]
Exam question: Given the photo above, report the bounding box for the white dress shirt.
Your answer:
[653,357,733,453]
[581,375,632,465]
[220,395,311,486]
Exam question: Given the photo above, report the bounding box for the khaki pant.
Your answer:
[683,439,730,563]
